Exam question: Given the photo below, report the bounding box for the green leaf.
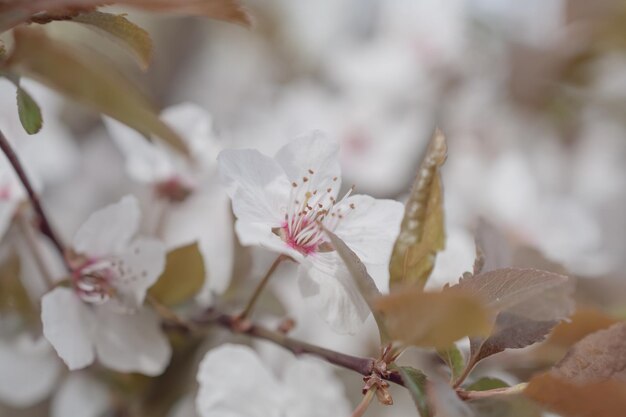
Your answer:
[0,253,35,323]
[374,288,492,348]
[396,366,431,417]
[389,128,447,290]
[71,11,153,71]
[16,86,43,134]
[325,228,389,344]
[467,377,510,391]
[149,242,205,306]
[5,27,189,155]
[437,344,465,381]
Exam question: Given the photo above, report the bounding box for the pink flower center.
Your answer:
[71,258,118,304]
[281,168,356,255]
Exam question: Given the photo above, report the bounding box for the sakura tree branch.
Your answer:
[194,310,392,381]
[0,128,67,264]
[173,307,521,404]
[15,209,55,288]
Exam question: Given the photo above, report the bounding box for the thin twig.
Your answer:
[452,354,478,389]
[351,388,377,417]
[0,129,67,266]
[15,209,55,289]
[237,255,286,319]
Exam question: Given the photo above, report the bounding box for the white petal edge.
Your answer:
[73,195,141,257]
[196,344,282,417]
[282,358,351,417]
[103,116,175,184]
[297,252,371,335]
[51,373,110,417]
[218,149,290,226]
[0,334,61,408]
[41,287,95,370]
[93,306,172,376]
[332,194,404,265]
[274,130,341,191]
[112,237,166,309]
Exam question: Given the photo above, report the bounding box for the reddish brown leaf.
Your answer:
[553,322,626,383]
[375,288,492,348]
[525,373,626,417]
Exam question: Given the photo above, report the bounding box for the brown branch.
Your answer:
[194,310,384,379]
[0,129,67,265]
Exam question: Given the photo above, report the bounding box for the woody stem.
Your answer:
[0,128,68,268]
[351,388,377,417]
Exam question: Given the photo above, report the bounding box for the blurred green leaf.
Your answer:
[437,344,465,381]
[467,377,509,391]
[325,228,389,344]
[5,27,189,155]
[16,86,43,134]
[150,242,205,306]
[71,11,153,70]
[0,253,35,322]
[389,128,447,290]
[375,288,492,348]
[395,366,430,417]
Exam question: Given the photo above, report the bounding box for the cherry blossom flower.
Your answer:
[218,132,403,333]
[0,333,61,408]
[41,195,171,375]
[51,373,110,417]
[195,344,351,417]
[104,103,233,305]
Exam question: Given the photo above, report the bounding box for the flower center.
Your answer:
[281,169,356,255]
[72,259,118,304]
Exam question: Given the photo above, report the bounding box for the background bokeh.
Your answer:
[1,0,626,416]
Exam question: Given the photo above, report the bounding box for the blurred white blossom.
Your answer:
[195,344,350,417]
[41,195,171,375]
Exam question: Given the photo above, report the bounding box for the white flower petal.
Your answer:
[161,103,218,165]
[103,117,176,184]
[282,358,351,417]
[218,149,290,226]
[235,221,303,262]
[51,373,110,417]
[274,131,341,191]
[73,195,141,257]
[168,394,200,417]
[0,335,61,408]
[41,287,95,370]
[93,306,171,376]
[196,344,282,417]
[112,238,166,309]
[298,252,370,334]
[333,194,404,265]
[162,189,234,303]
